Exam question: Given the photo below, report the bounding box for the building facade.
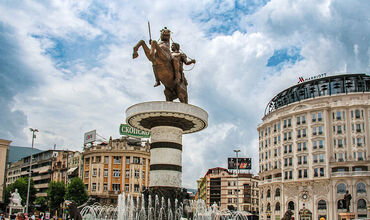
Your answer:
[258,73,369,219]
[51,150,82,185]
[0,139,11,205]
[7,150,72,197]
[198,167,259,215]
[82,137,150,204]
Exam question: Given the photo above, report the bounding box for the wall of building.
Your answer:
[83,137,150,204]
[258,91,369,220]
[0,139,11,204]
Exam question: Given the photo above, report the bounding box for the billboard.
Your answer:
[84,130,96,144]
[119,124,150,138]
[228,158,252,170]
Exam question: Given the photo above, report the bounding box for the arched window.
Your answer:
[337,183,346,194]
[267,189,271,198]
[267,203,271,211]
[288,201,295,210]
[275,202,281,211]
[338,199,345,209]
[275,188,281,197]
[357,199,366,210]
[356,182,366,193]
[318,200,327,210]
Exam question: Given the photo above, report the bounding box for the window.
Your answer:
[337,183,346,194]
[113,169,121,177]
[126,156,130,164]
[275,202,280,211]
[103,183,107,192]
[125,184,129,192]
[312,113,316,122]
[133,157,140,164]
[357,199,367,210]
[357,137,363,146]
[125,170,130,178]
[85,171,89,179]
[356,124,361,132]
[355,109,360,118]
[288,119,291,127]
[314,168,319,177]
[267,189,271,198]
[93,168,97,176]
[134,170,140,178]
[134,184,140,192]
[302,115,306,124]
[297,116,301,125]
[319,140,324,148]
[275,188,280,197]
[112,184,120,192]
[318,112,322,121]
[336,111,341,120]
[104,169,108,177]
[92,183,96,191]
[104,156,109,164]
[320,168,324,177]
[288,201,295,210]
[358,152,363,161]
[142,171,145,179]
[113,156,121,164]
[318,200,326,210]
[337,125,342,134]
[356,182,366,193]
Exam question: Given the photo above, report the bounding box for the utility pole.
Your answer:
[26,128,38,214]
[234,149,241,212]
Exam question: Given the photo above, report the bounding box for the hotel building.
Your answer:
[82,136,150,204]
[198,167,260,215]
[258,73,369,219]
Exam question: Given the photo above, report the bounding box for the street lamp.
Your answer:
[234,149,241,211]
[26,128,38,214]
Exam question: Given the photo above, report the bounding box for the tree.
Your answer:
[47,181,66,212]
[65,177,88,206]
[34,196,47,212]
[4,177,36,206]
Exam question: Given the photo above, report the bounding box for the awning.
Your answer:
[67,167,78,174]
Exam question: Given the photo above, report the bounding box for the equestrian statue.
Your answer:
[133,25,196,104]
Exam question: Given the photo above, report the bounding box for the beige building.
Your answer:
[51,150,82,184]
[83,136,150,204]
[198,167,260,215]
[0,139,11,205]
[258,73,369,219]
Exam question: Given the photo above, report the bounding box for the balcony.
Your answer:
[331,171,370,177]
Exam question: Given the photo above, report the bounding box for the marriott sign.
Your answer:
[297,73,327,84]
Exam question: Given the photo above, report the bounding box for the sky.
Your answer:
[0,0,369,189]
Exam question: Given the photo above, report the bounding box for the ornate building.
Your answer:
[82,137,150,204]
[197,167,260,215]
[258,73,369,219]
[0,139,11,207]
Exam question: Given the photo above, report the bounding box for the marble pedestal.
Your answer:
[126,101,208,202]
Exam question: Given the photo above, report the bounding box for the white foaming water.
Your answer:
[81,192,250,220]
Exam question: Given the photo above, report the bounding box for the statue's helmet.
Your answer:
[160,27,171,40]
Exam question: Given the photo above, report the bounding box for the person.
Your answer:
[171,42,196,86]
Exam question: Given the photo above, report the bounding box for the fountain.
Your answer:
[80,192,250,220]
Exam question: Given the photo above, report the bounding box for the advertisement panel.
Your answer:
[119,124,150,138]
[228,158,252,170]
[84,130,96,144]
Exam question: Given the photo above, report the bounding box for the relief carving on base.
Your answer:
[151,126,182,144]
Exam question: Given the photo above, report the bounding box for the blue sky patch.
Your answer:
[193,0,270,37]
[267,47,304,67]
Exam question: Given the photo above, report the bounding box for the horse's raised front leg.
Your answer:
[133,40,152,61]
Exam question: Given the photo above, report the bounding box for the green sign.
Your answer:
[119,124,150,138]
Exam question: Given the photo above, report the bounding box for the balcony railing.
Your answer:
[331,171,370,177]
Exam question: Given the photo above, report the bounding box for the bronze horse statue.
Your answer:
[133,27,189,103]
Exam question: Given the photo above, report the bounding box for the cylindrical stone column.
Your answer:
[149,126,182,187]
[126,101,208,204]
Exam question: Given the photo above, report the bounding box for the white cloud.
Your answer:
[0,0,368,189]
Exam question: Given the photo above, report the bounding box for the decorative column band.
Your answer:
[150,164,182,172]
[150,142,182,151]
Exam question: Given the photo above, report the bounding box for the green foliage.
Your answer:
[34,196,47,212]
[47,181,66,212]
[4,177,36,206]
[65,177,88,206]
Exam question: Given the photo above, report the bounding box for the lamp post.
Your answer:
[26,128,38,214]
[234,149,241,211]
